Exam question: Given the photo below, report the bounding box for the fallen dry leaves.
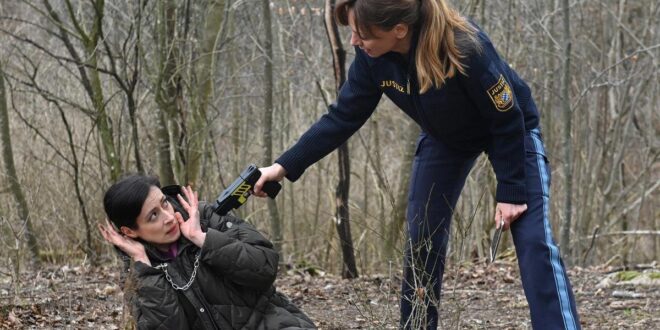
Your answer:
[0,261,658,329]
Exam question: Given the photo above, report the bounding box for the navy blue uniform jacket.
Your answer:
[276,27,540,204]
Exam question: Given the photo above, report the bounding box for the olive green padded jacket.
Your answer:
[130,186,315,329]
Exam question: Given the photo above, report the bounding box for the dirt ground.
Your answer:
[1,260,658,329]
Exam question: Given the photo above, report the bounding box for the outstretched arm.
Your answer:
[255,47,382,194]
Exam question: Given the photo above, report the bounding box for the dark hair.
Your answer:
[103,175,161,229]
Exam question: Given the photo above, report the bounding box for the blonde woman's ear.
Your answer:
[394,23,409,39]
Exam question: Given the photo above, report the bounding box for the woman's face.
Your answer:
[122,186,180,250]
[348,9,410,57]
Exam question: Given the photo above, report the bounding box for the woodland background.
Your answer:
[0,0,658,327]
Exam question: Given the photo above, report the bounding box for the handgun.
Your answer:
[213,164,281,216]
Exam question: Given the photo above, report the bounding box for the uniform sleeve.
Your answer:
[459,35,527,203]
[197,208,279,291]
[275,47,383,181]
[133,262,190,330]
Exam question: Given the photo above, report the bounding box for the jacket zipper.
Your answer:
[175,251,221,329]
[194,285,221,329]
[407,70,431,134]
[405,46,429,131]
[406,74,411,95]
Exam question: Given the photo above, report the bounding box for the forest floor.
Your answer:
[0,259,658,329]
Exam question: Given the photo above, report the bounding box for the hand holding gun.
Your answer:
[253,163,287,198]
[213,164,281,216]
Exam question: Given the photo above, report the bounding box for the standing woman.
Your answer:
[256,0,580,329]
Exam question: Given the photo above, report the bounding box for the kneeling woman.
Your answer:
[100,175,316,329]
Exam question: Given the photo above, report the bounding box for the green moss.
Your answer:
[648,272,660,280]
[0,304,13,317]
[616,271,640,282]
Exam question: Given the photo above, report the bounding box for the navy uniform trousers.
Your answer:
[400,128,581,330]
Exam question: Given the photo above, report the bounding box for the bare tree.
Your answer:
[185,0,227,185]
[0,0,656,280]
[41,0,122,181]
[324,0,358,279]
[153,0,181,185]
[559,0,573,263]
[261,0,283,252]
[1,2,107,264]
[102,0,146,174]
[0,62,39,267]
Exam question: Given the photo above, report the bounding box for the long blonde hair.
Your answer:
[336,0,479,93]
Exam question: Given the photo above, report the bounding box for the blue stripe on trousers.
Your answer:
[530,128,578,330]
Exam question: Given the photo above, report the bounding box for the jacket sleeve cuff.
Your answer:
[133,261,161,277]
[496,183,527,204]
[274,155,304,182]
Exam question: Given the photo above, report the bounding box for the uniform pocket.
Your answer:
[407,134,427,202]
[525,130,552,188]
[414,133,428,157]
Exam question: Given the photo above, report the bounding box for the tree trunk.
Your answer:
[186,0,226,186]
[43,0,122,181]
[43,0,116,263]
[560,0,573,264]
[154,0,180,185]
[324,0,358,279]
[0,63,40,267]
[261,0,283,252]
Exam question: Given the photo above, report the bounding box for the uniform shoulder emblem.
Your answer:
[486,75,514,112]
[379,80,409,94]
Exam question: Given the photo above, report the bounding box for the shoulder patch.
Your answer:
[487,75,514,112]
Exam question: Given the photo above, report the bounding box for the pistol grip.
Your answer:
[262,181,281,199]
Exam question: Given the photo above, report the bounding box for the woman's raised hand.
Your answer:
[98,219,150,265]
[176,185,206,248]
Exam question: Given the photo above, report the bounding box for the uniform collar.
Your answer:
[380,27,419,69]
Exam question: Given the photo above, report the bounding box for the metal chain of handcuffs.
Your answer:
[151,198,203,291]
[154,252,202,291]
[151,214,235,290]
